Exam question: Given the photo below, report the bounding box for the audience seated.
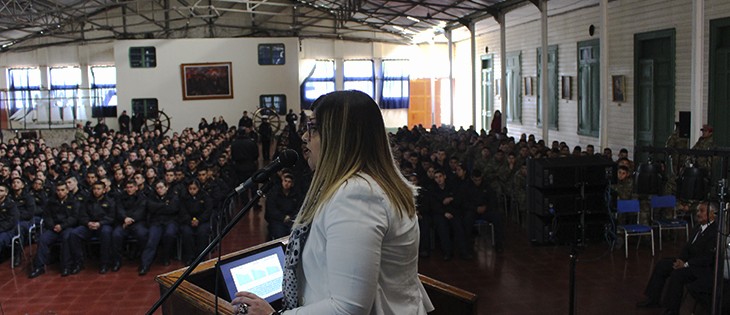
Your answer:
[6,113,677,293]
[637,201,718,315]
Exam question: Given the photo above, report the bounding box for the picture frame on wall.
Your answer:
[612,75,626,102]
[181,62,234,100]
[561,76,572,100]
[524,76,533,96]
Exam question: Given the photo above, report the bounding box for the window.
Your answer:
[129,46,156,68]
[90,66,117,107]
[131,98,158,117]
[536,45,558,129]
[343,60,374,98]
[578,40,600,137]
[49,67,81,108]
[380,59,410,109]
[258,44,286,65]
[505,52,522,123]
[260,94,287,115]
[300,60,335,109]
[7,68,41,110]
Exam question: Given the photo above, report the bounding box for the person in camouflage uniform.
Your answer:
[485,150,509,198]
[612,165,634,201]
[511,162,528,229]
[612,165,643,224]
[691,124,714,173]
[472,147,491,177]
[665,122,688,177]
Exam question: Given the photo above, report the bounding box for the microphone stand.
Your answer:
[146,181,275,315]
[712,178,727,315]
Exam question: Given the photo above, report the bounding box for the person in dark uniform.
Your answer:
[258,117,273,162]
[637,201,718,314]
[66,176,87,208]
[118,110,131,135]
[238,110,253,129]
[111,180,148,272]
[93,118,109,138]
[470,169,505,252]
[139,180,179,276]
[179,180,212,266]
[131,111,144,133]
[407,173,432,258]
[71,181,116,274]
[0,183,19,267]
[230,127,259,201]
[29,181,79,278]
[264,173,302,240]
[11,178,36,266]
[431,169,468,261]
[200,165,229,207]
[29,178,47,222]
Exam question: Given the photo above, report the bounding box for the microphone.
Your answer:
[233,149,299,194]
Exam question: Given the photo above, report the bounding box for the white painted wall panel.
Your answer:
[114,38,300,133]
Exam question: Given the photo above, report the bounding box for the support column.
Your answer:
[690,0,704,145]
[500,11,507,128]
[599,0,609,150]
[447,29,454,126]
[540,0,548,143]
[471,21,477,129]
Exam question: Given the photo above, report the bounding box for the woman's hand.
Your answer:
[231,291,275,315]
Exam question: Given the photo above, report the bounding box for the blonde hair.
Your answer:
[295,91,416,226]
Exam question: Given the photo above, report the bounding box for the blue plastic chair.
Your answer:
[651,195,688,251]
[616,199,655,258]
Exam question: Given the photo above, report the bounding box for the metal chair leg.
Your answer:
[650,231,655,256]
[658,227,663,251]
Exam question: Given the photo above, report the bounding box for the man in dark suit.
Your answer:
[637,201,718,315]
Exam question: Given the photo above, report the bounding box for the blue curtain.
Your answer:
[300,61,335,110]
[379,60,410,109]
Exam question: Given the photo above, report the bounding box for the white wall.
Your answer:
[114,38,300,133]
[459,0,730,155]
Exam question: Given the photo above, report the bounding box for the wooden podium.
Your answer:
[155,239,477,314]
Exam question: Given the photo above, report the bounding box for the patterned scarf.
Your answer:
[282,223,311,310]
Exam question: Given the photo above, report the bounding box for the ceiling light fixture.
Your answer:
[407,16,420,23]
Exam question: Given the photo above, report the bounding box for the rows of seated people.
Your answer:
[1,117,640,276]
[0,123,265,278]
[389,124,635,260]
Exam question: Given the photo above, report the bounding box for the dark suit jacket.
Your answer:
[680,221,718,272]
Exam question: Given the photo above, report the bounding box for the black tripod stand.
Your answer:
[146,181,274,315]
[712,179,728,315]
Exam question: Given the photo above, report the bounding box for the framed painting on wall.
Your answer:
[561,76,572,100]
[523,76,534,96]
[181,62,234,100]
[612,75,626,102]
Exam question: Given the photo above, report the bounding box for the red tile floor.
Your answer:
[0,207,682,314]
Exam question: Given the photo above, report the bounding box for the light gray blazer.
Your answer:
[286,173,433,315]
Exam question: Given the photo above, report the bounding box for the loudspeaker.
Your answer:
[529,187,579,216]
[678,166,708,200]
[634,162,663,195]
[530,212,609,246]
[529,213,555,245]
[679,111,690,138]
[529,187,608,216]
[528,156,615,189]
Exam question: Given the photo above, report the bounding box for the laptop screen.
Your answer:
[218,243,286,303]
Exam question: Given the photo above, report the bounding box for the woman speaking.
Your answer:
[232,90,433,314]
